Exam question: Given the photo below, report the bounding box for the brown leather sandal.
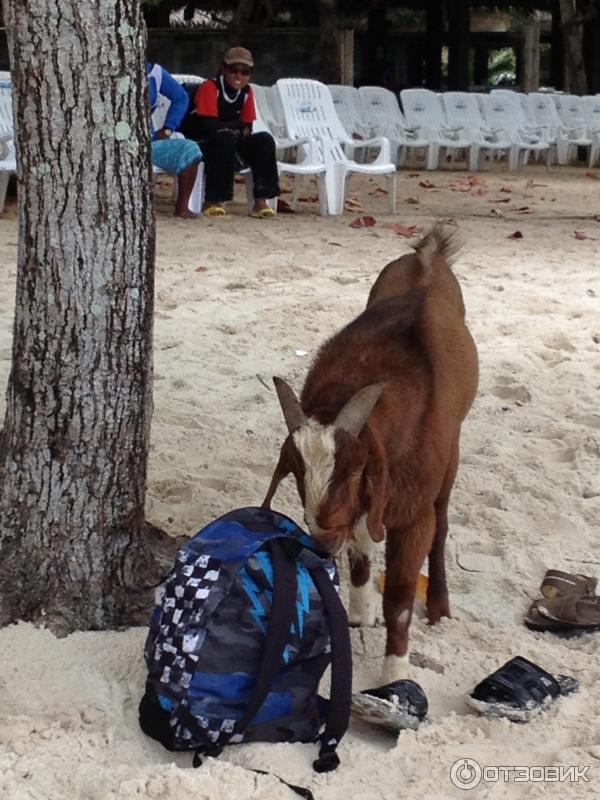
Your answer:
[524,569,597,632]
[536,594,600,629]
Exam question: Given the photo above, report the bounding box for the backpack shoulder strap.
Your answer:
[193,537,298,764]
[307,563,352,773]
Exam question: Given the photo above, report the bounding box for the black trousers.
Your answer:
[199,130,280,203]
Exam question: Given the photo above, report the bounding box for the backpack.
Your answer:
[139,507,352,774]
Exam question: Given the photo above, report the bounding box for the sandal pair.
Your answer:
[351,655,579,733]
[202,205,226,218]
[525,569,600,632]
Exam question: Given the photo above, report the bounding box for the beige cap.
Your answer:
[223,46,254,68]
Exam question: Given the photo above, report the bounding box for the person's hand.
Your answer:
[155,128,173,140]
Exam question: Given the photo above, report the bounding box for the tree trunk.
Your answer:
[0,0,177,635]
[447,0,470,91]
[560,0,588,94]
[425,0,443,90]
[319,0,341,83]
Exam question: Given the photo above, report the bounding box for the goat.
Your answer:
[263,225,478,685]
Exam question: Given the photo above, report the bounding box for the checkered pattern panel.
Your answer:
[152,550,221,696]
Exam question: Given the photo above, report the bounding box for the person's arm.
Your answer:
[159,68,190,132]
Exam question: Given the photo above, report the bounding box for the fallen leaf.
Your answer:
[500,186,512,193]
[328,241,343,247]
[405,196,420,204]
[516,206,534,214]
[345,197,363,210]
[276,198,295,214]
[299,195,319,203]
[574,230,596,240]
[195,266,208,272]
[490,208,504,217]
[408,172,421,177]
[525,179,548,189]
[507,230,523,239]
[585,170,600,179]
[349,215,376,229]
[386,223,419,237]
[470,188,486,196]
[491,197,511,203]
[419,180,436,189]
[369,186,388,196]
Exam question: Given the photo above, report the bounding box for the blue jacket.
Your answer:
[147,63,189,137]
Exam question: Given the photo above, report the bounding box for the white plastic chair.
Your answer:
[481,92,552,170]
[0,85,17,211]
[442,91,521,171]
[358,86,432,167]
[579,96,600,167]
[277,78,396,216]
[328,85,372,140]
[528,92,592,164]
[400,88,475,170]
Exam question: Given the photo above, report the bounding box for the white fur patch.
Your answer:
[349,515,380,626]
[349,581,379,627]
[293,420,336,534]
[381,654,410,684]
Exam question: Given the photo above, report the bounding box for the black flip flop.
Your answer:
[350,679,428,733]
[466,656,579,722]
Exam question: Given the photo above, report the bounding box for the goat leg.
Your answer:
[381,513,435,685]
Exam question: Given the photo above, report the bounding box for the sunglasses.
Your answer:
[227,65,251,76]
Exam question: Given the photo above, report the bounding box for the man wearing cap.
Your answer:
[181,47,279,218]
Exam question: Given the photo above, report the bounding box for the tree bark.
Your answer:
[560,0,588,94]
[0,0,176,634]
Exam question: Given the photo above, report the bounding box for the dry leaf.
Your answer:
[490,208,504,217]
[408,172,421,178]
[507,230,523,239]
[387,223,419,237]
[419,180,436,189]
[195,266,208,272]
[500,186,512,193]
[492,197,511,203]
[574,230,596,240]
[516,206,534,214]
[370,186,388,196]
[349,215,376,229]
[345,197,363,210]
[525,179,548,189]
[405,196,420,204]
[585,170,600,179]
[299,195,319,203]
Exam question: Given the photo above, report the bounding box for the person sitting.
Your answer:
[180,47,279,218]
[148,63,203,219]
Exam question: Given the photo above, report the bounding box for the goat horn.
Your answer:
[334,383,386,437]
[273,376,306,434]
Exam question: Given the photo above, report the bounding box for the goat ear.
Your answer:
[262,445,292,509]
[273,376,306,435]
[335,383,386,437]
[363,449,388,543]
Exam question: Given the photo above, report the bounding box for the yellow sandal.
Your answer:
[250,207,276,219]
[203,205,226,218]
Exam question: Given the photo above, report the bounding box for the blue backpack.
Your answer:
[139,507,352,773]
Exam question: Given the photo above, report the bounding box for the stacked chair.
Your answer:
[400,88,476,169]
[358,86,431,167]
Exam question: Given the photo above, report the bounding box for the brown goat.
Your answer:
[263,226,478,685]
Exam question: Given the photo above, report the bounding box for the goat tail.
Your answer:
[413,223,461,284]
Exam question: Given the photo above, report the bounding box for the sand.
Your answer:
[1,164,599,799]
